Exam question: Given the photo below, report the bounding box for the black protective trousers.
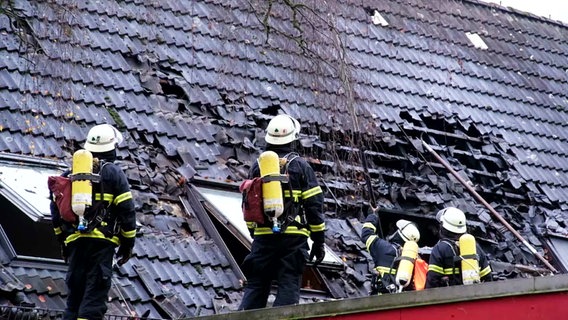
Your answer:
[238,234,309,310]
[63,239,115,320]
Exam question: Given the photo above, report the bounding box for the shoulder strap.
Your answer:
[387,242,402,275]
[281,152,300,175]
[89,161,111,212]
[99,162,112,206]
[278,152,306,231]
[99,161,111,175]
[442,239,465,265]
[441,240,458,255]
[86,161,116,235]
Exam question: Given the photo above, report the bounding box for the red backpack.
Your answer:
[239,177,264,224]
[47,175,78,223]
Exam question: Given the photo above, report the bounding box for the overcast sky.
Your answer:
[481,0,568,24]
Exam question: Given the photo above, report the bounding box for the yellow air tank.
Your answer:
[258,151,284,232]
[71,149,93,231]
[459,233,480,285]
[395,240,419,291]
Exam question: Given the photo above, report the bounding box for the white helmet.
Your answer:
[396,219,420,242]
[84,124,124,153]
[265,115,300,145]
[438,207,467,234]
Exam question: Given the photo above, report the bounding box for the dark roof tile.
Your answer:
[109,276,152,303]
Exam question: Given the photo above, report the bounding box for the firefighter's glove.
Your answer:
[116,237,135,266]
[309,242,326,266]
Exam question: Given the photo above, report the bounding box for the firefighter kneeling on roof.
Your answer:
[362,214,423,294]
[238,114,326,310]
[426,207,492,288]
[49,124,136,320]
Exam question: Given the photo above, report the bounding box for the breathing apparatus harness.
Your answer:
[274,152,306,233]
[370,241,402,294]
[440,236,481,286]
[73,160,117,237]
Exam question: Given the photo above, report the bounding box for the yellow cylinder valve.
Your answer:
[71,149,93,231]
[395,240,419,291]
[258,151,284,232]
[459,233,480,285]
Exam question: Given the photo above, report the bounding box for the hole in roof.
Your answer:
[371,10,389,27]
[262,104,281,117]
[160,80,187,102]
[465,32,488,50]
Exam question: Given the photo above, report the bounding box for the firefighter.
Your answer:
[362,214,421,294]
[426,207,492,288]
[238,114,326,310]
[50,124,136,320]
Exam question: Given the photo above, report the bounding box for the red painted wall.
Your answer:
[316,292,568,320]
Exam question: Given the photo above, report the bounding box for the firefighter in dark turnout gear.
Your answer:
[239,114,326,310]
[426,207,492,288]
[362,213,421,294]
[50,124,136,320]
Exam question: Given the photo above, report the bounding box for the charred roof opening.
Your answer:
[160,79,187,102]
[261,104,282,117]
[466,32,489,50]
[370,10,389,27]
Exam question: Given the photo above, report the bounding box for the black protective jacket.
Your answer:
[426,238,492,288]
[245,145,325,244]
[361,214,407,293]
[361,214,401,276]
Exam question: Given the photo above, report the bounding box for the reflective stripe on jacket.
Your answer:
[361,214,400,276]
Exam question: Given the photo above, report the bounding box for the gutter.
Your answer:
[192,274,568,319]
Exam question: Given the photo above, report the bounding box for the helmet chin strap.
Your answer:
[388,231,404,245]
[396,222,414,242]
[397,229,409,242]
